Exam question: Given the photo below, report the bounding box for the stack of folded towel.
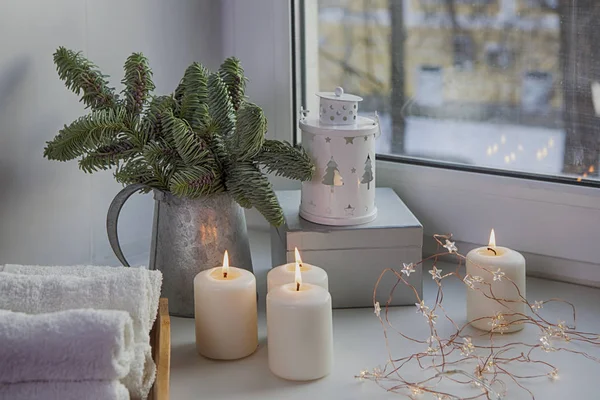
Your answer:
[0,265,163,400]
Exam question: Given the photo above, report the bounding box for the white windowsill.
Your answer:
[169,230,600,399]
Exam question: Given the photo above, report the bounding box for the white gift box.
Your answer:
[271,188,423,308]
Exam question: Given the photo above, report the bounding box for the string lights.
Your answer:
[360,234,600,399]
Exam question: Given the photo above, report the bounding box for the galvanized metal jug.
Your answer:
[107,184,253,317]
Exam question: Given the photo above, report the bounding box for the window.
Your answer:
[307,0,600,184]
[291,0,600,285]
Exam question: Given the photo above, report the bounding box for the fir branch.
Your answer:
[169,166,225,198]
[219,57,247,111]
[234,102,267,161]
[226,162,284,226]
[44,107,128,161]
[121,53,155,118]
[255,140,315,181]
[142,141,180,167]
[53,47,119,110]
[207,72,236,136]
[162,110,210,166]
[176,62,210,131]
[114,158,154,187]
[78,140,135,173]
[141,95,177,140]
[206,126,231,170]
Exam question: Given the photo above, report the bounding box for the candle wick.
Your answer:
[487,247,497,255]
[223,272,228,279]
[296,282,300,291]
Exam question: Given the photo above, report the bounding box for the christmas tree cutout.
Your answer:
[361,154,374,189]
[322,156,343,193]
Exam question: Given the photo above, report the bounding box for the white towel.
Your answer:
[0,309,133,383]
[0,265,163,400]
[0,271,151,343]
[0,380,130,400]
[122,343,156,400]
[3,265,163,330]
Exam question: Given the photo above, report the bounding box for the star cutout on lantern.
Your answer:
[443,240,457,253]
[548,369,559,381]
[532,300,544,310]
[344,204,355,216]
[429,266,442,280]
[492,268,505,281]
[415,300,429,315]
[325,137,331,143]
[401,262,415,277]
[471,275,484,283]
[308,200,317,208]
[374,301,381,317]
[364,136,369,141]
[344,137,355,144]
[351,168,356,173]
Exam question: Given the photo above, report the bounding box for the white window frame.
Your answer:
[224,0,600,287]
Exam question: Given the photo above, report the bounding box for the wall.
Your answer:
[0,0,222,265]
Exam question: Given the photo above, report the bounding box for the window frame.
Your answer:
[226,0,600,287]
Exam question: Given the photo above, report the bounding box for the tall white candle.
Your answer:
[194,251,258,360]
[267,262,333,381]
[466,229,526,333]
[267,248,328,292]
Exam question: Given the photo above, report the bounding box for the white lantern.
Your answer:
[299,87,379,226]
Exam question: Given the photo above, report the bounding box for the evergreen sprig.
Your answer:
[122,53,155,118]
[45,48,315,226]
[256,140,315,181]
[53,47,119,110]
[219,57,246,111]
[44,107,128,161]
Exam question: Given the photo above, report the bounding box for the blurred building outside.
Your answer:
[315,0,599,180]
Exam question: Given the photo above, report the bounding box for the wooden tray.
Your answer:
[149,298,171,400]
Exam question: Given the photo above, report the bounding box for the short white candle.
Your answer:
[194,251,258,360]
[267,262,333,381]
[466,229,526,333]
[267,248,328,292]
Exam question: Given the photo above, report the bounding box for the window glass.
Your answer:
[311,0,600,182]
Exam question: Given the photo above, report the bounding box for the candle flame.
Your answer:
[489,229,496,248]
[222,250,229,278]
[294,247,302,266]
[295,257,302,291]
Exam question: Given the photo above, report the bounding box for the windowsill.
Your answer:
[169,230,600,399]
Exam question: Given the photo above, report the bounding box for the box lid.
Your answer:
[275,188,423,251]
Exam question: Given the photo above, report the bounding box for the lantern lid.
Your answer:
[316,87,362,102]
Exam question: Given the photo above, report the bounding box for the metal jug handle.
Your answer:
[106,183,151,267]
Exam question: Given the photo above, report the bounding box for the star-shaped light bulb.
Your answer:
[443,239,458,253]
[492,268,505,282]
[374,301,381,317]
[429,266,443,280]
[415,300,429,315]
[532,300,544,310]
[401,262,415,277]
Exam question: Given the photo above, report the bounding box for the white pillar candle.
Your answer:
[267,248,328,292]
[194,251,258,360]
[466,229,526,333]
[267,262,333,381]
